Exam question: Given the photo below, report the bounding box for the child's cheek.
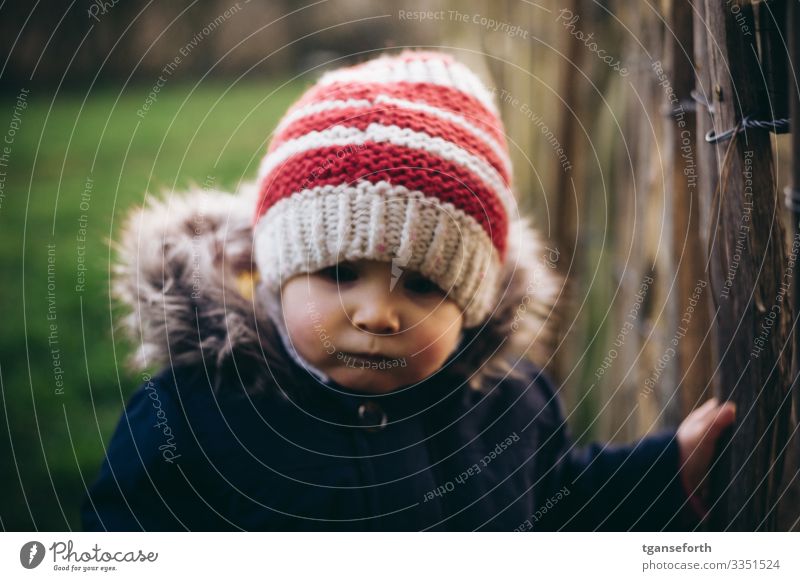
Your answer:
[286,313,313,348]
[282,286,327,360]
[408,319,462,374]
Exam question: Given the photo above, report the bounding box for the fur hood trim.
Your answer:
[113,181,562,393]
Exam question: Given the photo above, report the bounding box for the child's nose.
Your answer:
[351,288,401,335]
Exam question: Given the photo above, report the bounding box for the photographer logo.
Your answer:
[20,541,46,569]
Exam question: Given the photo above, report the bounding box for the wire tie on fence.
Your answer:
[705,115,790,143]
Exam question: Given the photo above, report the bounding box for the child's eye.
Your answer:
[317,264,357,283]
[404,275,442,295]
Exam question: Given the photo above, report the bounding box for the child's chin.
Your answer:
[330,368,408,394]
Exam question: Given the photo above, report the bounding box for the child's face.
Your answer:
[280,259,464,393]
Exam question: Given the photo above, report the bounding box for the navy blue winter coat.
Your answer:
[82,184,699,531]
[82,359,698,531]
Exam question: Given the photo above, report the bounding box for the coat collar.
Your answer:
[113,180,562,398]
[262,327,469,429]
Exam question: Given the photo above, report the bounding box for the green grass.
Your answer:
[0,77,304,530]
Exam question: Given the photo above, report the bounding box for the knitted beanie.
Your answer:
[252,50,514,329]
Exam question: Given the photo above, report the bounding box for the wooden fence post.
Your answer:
[701,0,793,531]
[663,0,715,419]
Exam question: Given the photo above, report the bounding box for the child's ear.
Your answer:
[236,269,259,300]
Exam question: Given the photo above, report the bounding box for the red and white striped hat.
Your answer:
[253,50,515,328]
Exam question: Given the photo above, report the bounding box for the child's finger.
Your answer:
[685,398,718,426]
[692,398,718,418]
[718,401,737,423]
[702,397,722,413]
[706,402,737,437]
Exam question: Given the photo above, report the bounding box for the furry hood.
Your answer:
[113,181,562,394]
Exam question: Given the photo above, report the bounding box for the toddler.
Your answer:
[82,50,735,531]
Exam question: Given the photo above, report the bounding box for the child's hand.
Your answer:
[676,398,737,513]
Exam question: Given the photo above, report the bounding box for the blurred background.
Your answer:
[1,0,798,530]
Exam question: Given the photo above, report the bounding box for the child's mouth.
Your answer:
[345,352,391,364]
